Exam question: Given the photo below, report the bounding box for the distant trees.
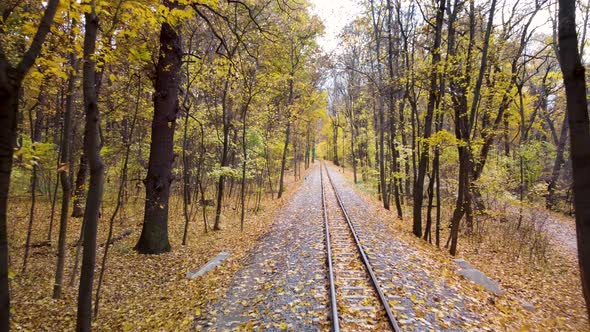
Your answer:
[0,0,324,328]
[328,0,579,256]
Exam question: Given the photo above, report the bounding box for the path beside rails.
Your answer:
[194,165,329,331]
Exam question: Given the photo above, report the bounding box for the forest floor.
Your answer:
[8,170,306,331]
[335,163,588,330]
[8,162,588,331]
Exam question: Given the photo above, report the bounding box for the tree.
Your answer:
[76,1,104,329]
[558,0,590,318]
[54,8,80,299]
[135,0,183,253]
[0,0,59,328]
[412,0,445,238]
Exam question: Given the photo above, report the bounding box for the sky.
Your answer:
[309,0,554,56]
[309,0,364,54]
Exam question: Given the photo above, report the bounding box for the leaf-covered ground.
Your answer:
[196,164,547,331]
[326,165,496,330]
[194,168,330,330]
[334,163,589,331]
[9,162,588,330]
[9,171,306,331]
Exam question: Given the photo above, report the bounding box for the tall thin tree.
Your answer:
[77,0,104,329]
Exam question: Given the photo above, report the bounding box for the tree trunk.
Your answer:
[0,0,59,326]
[278,120,290,199]
[213,72,232,230]
[241,110,248,231]
[558,0,590,318]
[0,85,19,330]
[370,0,389,211]
[77,5,104,330]
[53,44,78,299]
[413,0,445,237]
[182,105,191,244]
[71,152,88,218]
[547,112,569,210]
[94,77,140,318]
[332,118,339,166]
[386,0,403,218]
[135,1,182,252]
[22,94,44,273]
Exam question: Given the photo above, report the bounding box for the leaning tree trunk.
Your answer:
[135,1,182,253]
[558,0,590,318]
[181,105,191,244]
[240,110,248,231]
[94,77,140,318]
[77,4,104,330]
[386,0,402,218]
[370,0,389,211]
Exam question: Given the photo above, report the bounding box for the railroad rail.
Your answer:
[321,162,401,332]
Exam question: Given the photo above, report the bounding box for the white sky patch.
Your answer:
[309,0,363,54]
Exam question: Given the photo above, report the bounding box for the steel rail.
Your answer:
[323,162,402,332]
[321,165,340,332]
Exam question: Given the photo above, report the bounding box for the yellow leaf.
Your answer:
[122,322,134,331]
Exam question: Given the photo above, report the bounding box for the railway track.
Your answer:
[321,162,401,332]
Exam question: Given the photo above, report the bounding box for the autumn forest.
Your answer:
[1,0,590,330]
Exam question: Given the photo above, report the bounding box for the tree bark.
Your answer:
[77,4,104,330]
[278,74,295,199]
[386,0,403,218]
[558,0,590,318]
[182,106,191,244]
[135,1,182,252]
[370,0,389,211]
[332,117,339,166]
